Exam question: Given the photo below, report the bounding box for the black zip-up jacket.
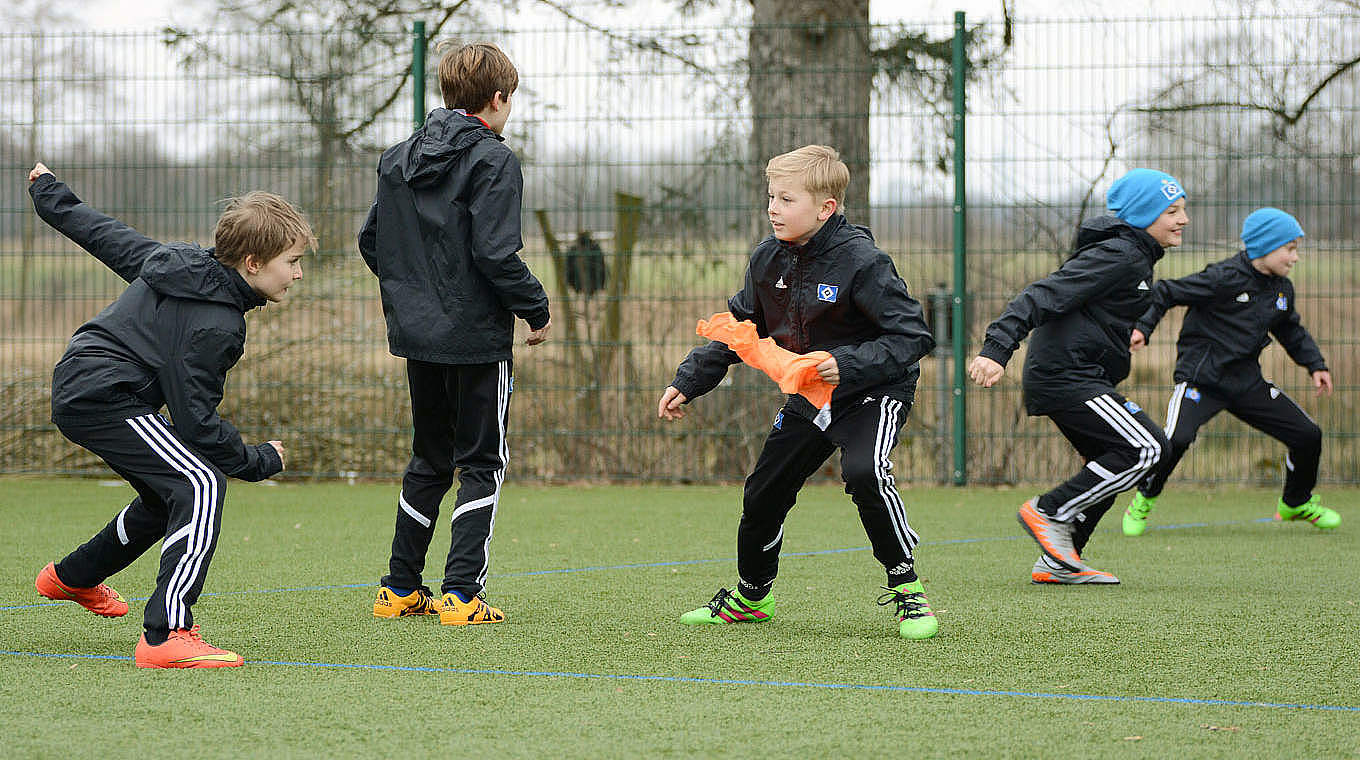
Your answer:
[358,108,550,364]
[979,215,1166,416]
[670,213,935,421]
[1133,250,1326,396]
[30,175,282,481]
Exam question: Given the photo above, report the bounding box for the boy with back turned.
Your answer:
[360,42,550,625]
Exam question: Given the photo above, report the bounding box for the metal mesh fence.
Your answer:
[1,12,1356,486]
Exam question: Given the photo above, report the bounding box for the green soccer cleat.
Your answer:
[876,580,938,640]
[1276,495,1340,530]
[679,587,774,625]
[1122,491,1157,537]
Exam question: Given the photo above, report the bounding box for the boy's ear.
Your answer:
[819,197,838,221]
[242,254,262,275]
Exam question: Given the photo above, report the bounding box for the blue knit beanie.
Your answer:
[1241,208,1304,260]
[1106,169,1186,229]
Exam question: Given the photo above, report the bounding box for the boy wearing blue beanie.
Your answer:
[1123,207,1337,533]
[967,168,1187,584]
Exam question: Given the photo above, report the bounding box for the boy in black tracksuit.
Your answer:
[658,145,939,640]
[359,43,550,625]
[1122,207,1338,534]
[969,169,1187,585]
[28,163,312,668]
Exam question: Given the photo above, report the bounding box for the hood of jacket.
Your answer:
[1072,214,1166,264]
[393,108,503,188]
[139,243,265,311]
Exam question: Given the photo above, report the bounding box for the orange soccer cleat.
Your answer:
[134,626,244,669]
[34,562,128,618]
[696,312,835,407]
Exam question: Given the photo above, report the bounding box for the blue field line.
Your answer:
[0,516,1278,613]
[1,649,1355,714]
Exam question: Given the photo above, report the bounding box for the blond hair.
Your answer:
[764,145,849,208]
[213,192,316,267]
[438,41,519,112]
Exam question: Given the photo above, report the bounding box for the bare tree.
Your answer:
[165,0,478,259]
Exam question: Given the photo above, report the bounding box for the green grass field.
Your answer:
[2,478,1357,758]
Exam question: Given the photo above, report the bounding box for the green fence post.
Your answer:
[951,11,968,485]
[413,20,427,128]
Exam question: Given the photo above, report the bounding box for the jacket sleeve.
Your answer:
[28,174,161,284]
[160,325,283,482]
[1271,298,1328,373]
[978,245,1133,367]
[466,150,551,330]
[669,265,762,400]
[357,199,379,276]
[828,253,936,391]
[1134,266,1222,340]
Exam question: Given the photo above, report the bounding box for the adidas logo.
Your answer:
[1236,292,1250,302]
[1137,280,1150,291]
[774,277,787,289]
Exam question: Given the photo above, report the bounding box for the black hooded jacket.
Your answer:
[670,213,935,421]
[1133,250,1326,396]
[979,215,1166,415]
[358,109,550,364]
[30,174,282,482]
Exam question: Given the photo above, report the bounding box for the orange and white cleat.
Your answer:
[1017,499,1090,573]
[134,626,243,669]
[35,562,128,618]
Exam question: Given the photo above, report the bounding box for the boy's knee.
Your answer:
[1294,423,1323,454]
[840,459,883,496]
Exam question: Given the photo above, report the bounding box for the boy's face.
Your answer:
[243,240,306,302]
[1256,239,1300,277]
[767,177,835,246]
[1144,199,1189,248]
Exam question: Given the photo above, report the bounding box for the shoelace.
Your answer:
[1129,501,1151,518]
[876,587,930,620]
[704,588,737,617]
[173,625,218,652]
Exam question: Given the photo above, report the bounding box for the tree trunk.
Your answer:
[749,0,872,223]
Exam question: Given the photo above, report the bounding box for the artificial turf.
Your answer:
[2,478,1357,757]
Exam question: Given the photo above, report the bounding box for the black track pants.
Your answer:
[1139,379,1321,506]
[1036,392,1168,528]
[737,395,920,594]
[382,359,511,599]
[54,414,227,640]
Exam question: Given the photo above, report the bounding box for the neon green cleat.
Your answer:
[1123,492,1157,536]
[876,580,938,640]
[679,587,774,625]
[1276,495,1340,530]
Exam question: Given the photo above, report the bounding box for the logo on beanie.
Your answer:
[1276,293,1287,311]
[1160,179,1182,200]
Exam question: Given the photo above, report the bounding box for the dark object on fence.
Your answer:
[565,231,608,295]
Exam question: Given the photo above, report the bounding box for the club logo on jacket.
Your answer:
[1137,280,1150,291]
[1123,400,1142,414]
[1185,387,1201,402]
[817,283,839,302]
[1235,292,1250,302]
[1276,293,1288,311]
[772,411,783,430]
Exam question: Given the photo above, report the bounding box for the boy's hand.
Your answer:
[526,319,551,346]
[968,355,1004,387]
[815,356,839,385]
[1313,369,1333,396]
[658,386,687,421]
[1129,329,1147,351]
[268,440,286,470]
[28,162,52,182]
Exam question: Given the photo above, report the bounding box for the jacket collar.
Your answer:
[778,213,848,258]
[225,264,269,311]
